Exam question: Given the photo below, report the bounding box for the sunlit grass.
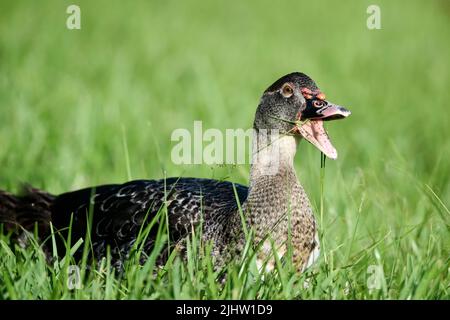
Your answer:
[0,0,449,299]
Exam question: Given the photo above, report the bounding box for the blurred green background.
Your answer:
[0,0,449,298]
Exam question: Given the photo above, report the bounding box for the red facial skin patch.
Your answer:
[301,88,313,95]
[316,93,326,100]
[300,87,326,100]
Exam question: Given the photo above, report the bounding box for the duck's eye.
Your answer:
[313,100,326,108]
[281,84,294,98]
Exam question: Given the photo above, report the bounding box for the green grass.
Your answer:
[0,0,449,299]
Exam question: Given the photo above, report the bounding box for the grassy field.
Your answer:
[0,0,449,299]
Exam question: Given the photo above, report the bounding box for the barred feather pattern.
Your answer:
[1,175,318,272]
[242,170,319,272]
[0,170,319,273]
[50,178,248,270]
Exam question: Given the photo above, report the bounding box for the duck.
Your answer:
[0,72,350,273]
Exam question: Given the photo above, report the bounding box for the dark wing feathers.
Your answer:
[50,178,248,261]
[0,186,54,235]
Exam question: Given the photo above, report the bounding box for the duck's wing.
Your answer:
[50,178,248,260]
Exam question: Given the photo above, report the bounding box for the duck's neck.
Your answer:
[249,130,299,185]
[225,130,316,272]
[245,130,303,230]
[244,131,317,270]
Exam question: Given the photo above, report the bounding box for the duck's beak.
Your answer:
[295,101,351,160]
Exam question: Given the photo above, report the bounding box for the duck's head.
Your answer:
[254,72,351,159]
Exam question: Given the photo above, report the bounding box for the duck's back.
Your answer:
[51,178,248,264]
